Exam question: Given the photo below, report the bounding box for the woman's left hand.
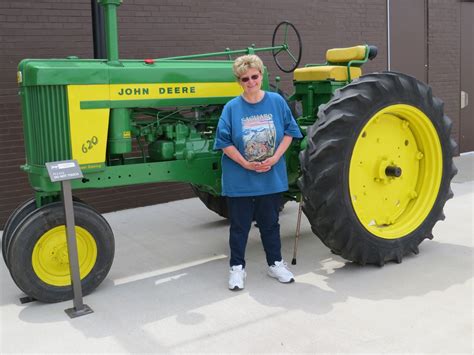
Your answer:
[256,136,293,172]
[258,156,278,171]
[255,164,271,173]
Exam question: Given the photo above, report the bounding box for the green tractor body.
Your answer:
[3,0,456,302]
[18,58,255,196]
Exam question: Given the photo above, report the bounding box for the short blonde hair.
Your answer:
[232,54,264,79]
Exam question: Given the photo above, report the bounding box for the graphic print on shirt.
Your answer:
[242,113,276,162]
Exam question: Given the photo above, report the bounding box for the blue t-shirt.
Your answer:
[214,91,302,197]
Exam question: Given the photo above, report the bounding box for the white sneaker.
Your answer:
[229,265,246,291]
[268,260,295,283]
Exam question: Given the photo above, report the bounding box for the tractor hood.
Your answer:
[17,58,251,86]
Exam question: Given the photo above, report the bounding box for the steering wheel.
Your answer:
[271,21,302,73]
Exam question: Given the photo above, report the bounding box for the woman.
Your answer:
[214,54,303,291]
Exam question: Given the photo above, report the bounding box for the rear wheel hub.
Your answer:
[349,104,443,239]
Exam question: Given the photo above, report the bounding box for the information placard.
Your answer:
[45,160,83,182]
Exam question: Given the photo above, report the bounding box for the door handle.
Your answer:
[461,90,469,109]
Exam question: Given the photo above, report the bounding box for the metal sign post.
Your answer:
[45,160,93,318]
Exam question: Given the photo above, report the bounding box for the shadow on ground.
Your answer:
[11,233,472,353]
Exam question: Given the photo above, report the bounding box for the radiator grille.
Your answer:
[23,85,71,165]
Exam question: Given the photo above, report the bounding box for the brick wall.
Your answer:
[116,0,387,94]
[0,0,95,224]
[0,0,461,226]
[0,0,197,226]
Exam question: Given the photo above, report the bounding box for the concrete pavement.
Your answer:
[1,154,472,353]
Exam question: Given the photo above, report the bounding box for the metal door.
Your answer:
[389,0,427,82]
[460,1,474,153]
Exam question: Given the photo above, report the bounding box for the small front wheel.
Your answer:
[2,196,84,268]
[7,202,114,303]
[2,198,37,266]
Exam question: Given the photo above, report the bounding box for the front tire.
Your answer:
[7,202,114,303]
[298,72,457,265]
[2,196,84,268]
[2,198,37,266]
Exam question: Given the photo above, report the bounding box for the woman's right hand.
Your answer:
[245,161,271,173]
[222,146,270,173]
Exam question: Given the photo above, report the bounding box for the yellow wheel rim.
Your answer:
[349,104,443,239]
[32,226,97,286]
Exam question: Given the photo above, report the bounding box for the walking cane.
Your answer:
[291,200,303,265]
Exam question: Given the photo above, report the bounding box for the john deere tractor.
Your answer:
[2,0,456,303]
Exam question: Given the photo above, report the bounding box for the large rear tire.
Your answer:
[7,202,114,303]
[191,185,229,218]
[298,72,457,265]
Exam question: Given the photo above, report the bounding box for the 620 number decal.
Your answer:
[82,136,99,154]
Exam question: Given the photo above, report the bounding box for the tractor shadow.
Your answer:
[11,231,473,352]
[3,198,472,353]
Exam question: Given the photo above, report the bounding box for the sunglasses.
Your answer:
[240,74,260,83]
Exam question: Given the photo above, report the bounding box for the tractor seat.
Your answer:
[293,66,362,82]
[293,45,367,82]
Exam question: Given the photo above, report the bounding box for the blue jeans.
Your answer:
[227,193,282,268]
